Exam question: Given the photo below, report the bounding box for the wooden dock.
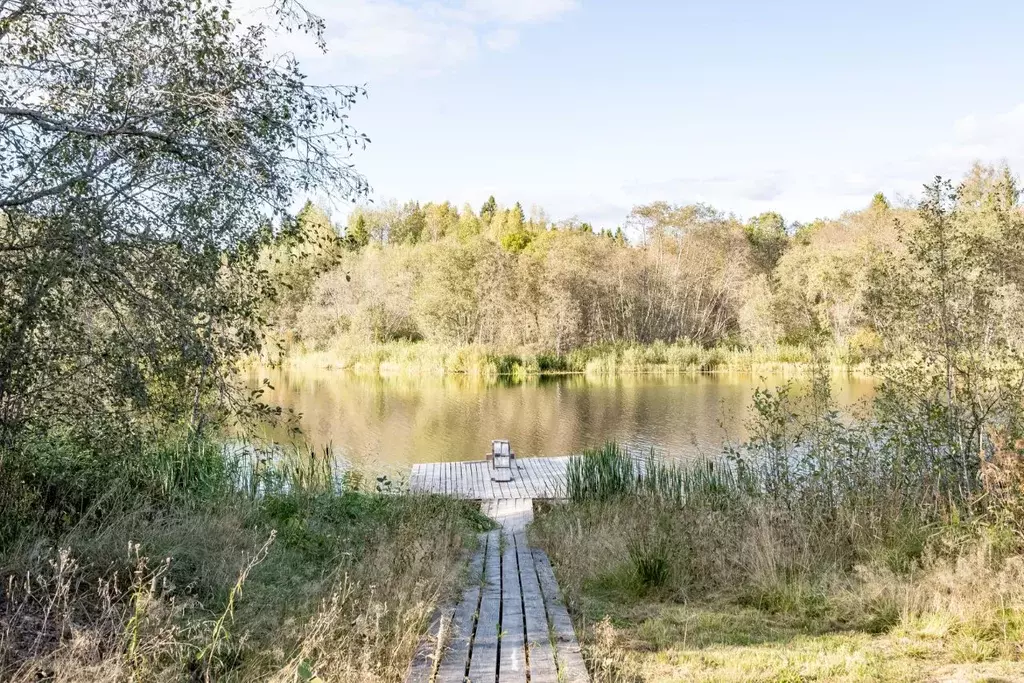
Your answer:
[404,474,590,682]
[408,456,571,500]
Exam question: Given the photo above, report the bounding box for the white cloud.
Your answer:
[323,1,479,73]
[485,27,520,51]
[932,104,1024,164]
[608,102,1024,225]
[238,0,577,75]
[464,0,579,23]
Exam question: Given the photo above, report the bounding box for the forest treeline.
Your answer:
[265,163,1023,365]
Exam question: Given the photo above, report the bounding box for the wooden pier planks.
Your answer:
[433,532,489,683]
[533,547,590,683]
[466,528,502,682]
[406,498,589,683]
[514,531,559,682]
[498,530,527,683]
[404,605,453,683]
[409,456,573,500]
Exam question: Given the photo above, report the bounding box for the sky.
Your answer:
[253,0,1024,227]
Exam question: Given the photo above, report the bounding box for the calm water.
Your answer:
[248,370,876,479]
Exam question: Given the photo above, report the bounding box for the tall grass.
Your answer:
[268,339,869,378]
[536,365,1024,680]
[566,443,750,507]
[0,431,487,681]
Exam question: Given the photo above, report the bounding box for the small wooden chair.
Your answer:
[488,439,515,482]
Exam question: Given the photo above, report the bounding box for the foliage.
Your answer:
[280,199,756,354]
[0,0,367,442]
[869,170,1024,495]
[535,203,1024,674]
[744,211,790,273]
[271,164,1023,367]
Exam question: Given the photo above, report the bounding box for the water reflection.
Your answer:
[247,370,876,478]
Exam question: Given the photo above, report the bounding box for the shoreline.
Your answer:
[249,341,876,379]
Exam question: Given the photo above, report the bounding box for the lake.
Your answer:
[247,370,876,479]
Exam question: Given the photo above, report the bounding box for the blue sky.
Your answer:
[259,0,1024,227]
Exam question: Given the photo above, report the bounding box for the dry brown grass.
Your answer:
[1,493,486,682]
[531,498,1024,682]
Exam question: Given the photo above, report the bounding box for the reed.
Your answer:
[566,443,753,508]
[267,339,870,378]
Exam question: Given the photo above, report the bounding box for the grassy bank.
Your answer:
[530,398,1024,680]
[0,434,488,682]
[269,340,873,378]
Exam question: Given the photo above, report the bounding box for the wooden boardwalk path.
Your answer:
[405,497,590,683]
[408,456,571,500]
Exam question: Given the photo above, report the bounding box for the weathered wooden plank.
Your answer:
[457,462,468,498]
[518,467,532,499]
[468,529,502,682]
[413,456,574,500]
[548,461,565,498]
[404,603,454,683]
[515,462,530,498]
[531,459,550,497]
[415,464,424,493]
[474,461,484,500]
[532,462,548,499]
[466,461,476,498]
[522,460,539,498]
[514,532,558,683]
[477,461,488,500]
[533,460,549,496]
[435,533,489,683]
[538,454,556,487]
[499,528,527,683]
[547,459,567,498]
[533,548,590,683]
